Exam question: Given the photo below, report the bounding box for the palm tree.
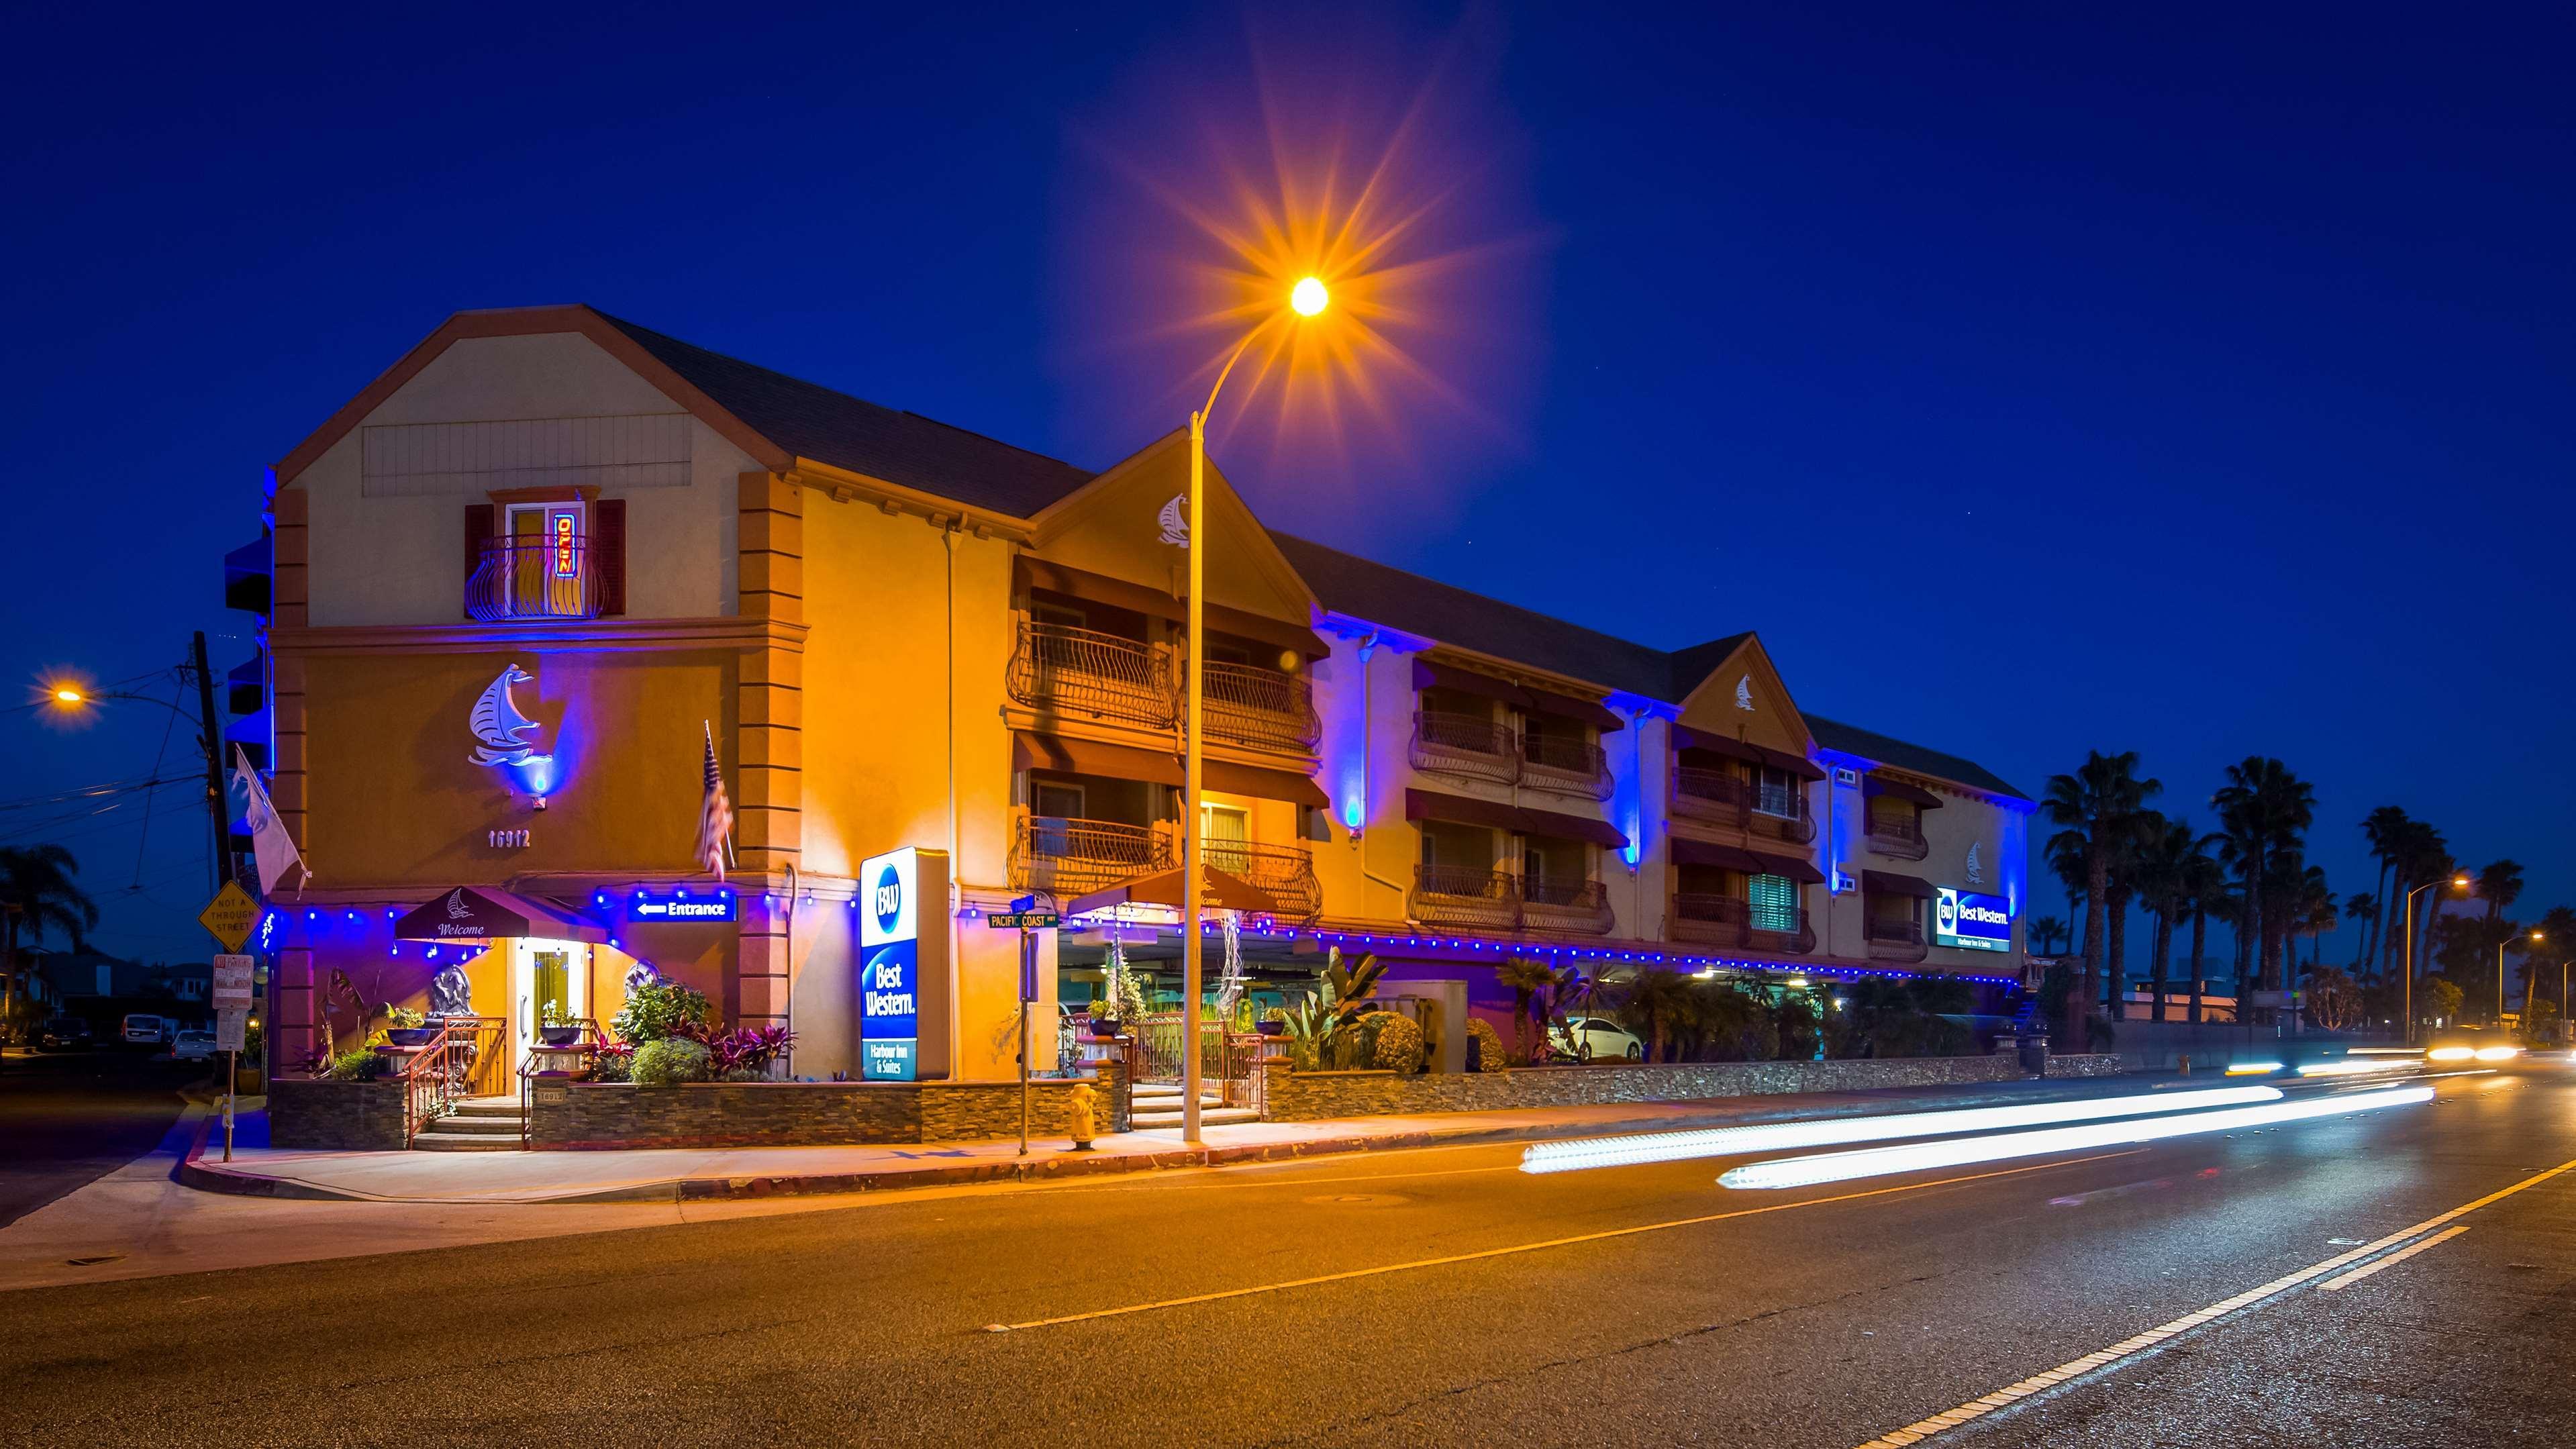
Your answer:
[2384,819,2451,987]
[2358,806,2412,977]
[1620,966,1694,1063]
[2211,756,2316,1003]
[2532,905,2576,1014]
[2132,813,2201,1024]
[2043,751,2160,1050]
[2030,915,2070,956]
[0,845,101,1043]
[2475,860,2524,926]
[2181,846,2228,1024]
[1495,956,1554,1062]
[2290,866,2337,969]
[2342,893,2379,974]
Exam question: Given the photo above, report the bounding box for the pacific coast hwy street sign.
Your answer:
[985,912,1060,930]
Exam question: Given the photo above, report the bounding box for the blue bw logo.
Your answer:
[873,864,903,934]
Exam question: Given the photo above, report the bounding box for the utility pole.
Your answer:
[190,631,227,896]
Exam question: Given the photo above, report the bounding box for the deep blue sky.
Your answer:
[4,3,2565,969]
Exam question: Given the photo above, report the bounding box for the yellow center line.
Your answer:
[2319,1226,2468,1291]
[1851,1155,2576,1449]
[983,1150,2141,1334]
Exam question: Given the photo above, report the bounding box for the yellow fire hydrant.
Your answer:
[1066,1083,1098,1152]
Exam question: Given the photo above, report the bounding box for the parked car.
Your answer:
[38,1017,95,1051]
[121,1014,172,1047]
[172,1028,219,1062]
[1550,1015,1645,1062]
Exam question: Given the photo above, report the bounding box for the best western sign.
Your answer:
[857,846,952,1081]
[1934,887,2013,953]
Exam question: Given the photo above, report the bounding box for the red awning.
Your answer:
[1524,686,1625,732]
[394,887,611,944]
[1201,758,1331,810]
[1862,868,1937,899]
[1670,838,1767,871]
[1414,660,1534,709]
[1746,849,1827,884]
[1864,775,1944,808]
[1013,731,1183,787]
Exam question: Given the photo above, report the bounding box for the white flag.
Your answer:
[233,745,307,894]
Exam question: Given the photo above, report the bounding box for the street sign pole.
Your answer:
[211,954,255,1162]
[1017,928,1038,1156]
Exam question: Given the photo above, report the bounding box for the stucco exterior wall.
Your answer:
[297,332,751,627]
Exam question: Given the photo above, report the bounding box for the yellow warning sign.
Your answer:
[199,881,260,954]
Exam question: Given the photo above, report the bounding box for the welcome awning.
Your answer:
[394,887,611,944]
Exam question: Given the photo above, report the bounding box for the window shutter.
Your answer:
[462,504,493,620]
[594,498,627,616]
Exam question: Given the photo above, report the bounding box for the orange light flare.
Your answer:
[1061,18,1547,505]
[34,671,95,726]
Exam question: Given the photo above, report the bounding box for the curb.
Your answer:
[169,1075,2151,1206]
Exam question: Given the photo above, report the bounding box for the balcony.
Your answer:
[1865,917,1930,964]
[1520,875,1616,936]
[1412,711,1520,787]
[1198,657,1321,753]
[1670,768,1816,844]
[465,535,602,622]
[1205,838,1323,921]
[1865,815,1930,861]
[1008,622,1175,732]
[1011,815,1173,898]
[1520,731,1612,801]
[1407,862,1522,932]
[1670,894,1816,954]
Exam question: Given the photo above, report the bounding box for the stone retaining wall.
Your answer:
[268,1078,409,1150]
[1259,1052,2124,1121]
[528,1064,1122,1150]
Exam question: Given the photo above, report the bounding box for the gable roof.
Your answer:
[594,311,1098,515]
[1269,531,1746,702]
[1806,714,2030,802]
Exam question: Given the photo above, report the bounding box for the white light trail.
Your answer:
[2296,1059,2420,1078]
[1517,1086,2283,1176]
[1718,1085,2432,1191]
[2226,1061,2283,1075]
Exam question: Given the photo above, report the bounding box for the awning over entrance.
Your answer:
[1065,864,1278,917]
[1861,868,1937,899]
[394,886,611,944]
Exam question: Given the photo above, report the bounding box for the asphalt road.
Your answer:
[0,1048,200,1228]
[3,1068,2571,1448]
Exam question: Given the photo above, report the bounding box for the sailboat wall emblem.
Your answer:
[468,663,556,795]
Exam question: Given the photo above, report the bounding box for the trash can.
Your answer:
[2016,1030,2050,1077]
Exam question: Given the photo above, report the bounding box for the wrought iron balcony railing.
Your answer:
[465,535,602,622]
[1407,862,1522,932]
[1864,917,1930,963]
[1203,838,1324,921]
[1411,711,1520,786]
[1007,622,1175,732]
[1197,657,1322,753]
[1520,731,1612,801]
[1011,815,1173,897]
[1519,875,1616,935]
[1865,814,1930,861]
[1669,895,1815,954]
[1669,766,1816,843]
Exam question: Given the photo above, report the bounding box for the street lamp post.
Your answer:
[2401,872,2471,1044]
[1179,276,1328,1146]
[48,636,232,897]
[2501,928,2542,1026]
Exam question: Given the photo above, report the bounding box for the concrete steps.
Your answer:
[1130,1083,1260,1130]
[413,1096,526,1151]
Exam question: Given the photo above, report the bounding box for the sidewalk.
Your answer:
[181,1072,2171,1206]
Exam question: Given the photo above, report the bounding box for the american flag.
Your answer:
[695,721,734,880]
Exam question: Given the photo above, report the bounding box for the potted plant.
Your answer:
[382,1005,438,1048]
[1087,999,1122,1038]
[1256,1006,1287,1037]
[536,1000,581,1046]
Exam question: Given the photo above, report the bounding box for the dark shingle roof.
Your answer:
[1806,714,2030,801]
[598,311,1098,516]
[1269,532,1748,703]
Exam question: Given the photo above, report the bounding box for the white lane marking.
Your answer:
[2319,1226,2469,1291]
[1851,1155,2576,1448]
[985,1152,2140,1334]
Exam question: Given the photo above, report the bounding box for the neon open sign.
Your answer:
[552,511,579,578]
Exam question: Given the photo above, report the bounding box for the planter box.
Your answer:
[268,1077,409,1150]
[528,1061,1126,1150]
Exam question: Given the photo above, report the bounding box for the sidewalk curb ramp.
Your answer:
[172,1076,2154,1206]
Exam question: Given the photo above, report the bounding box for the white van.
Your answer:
[120,1013,172,1047]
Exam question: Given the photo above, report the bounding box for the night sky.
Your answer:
[4,3,2564,968]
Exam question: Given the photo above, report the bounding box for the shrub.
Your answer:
[1466,1017,1507,1072]
[324,1047,384,1082]
[630,1037,711,1087]
[705,1025,795,1079]
[586,1041,634,1083]
[1369,1011,1425,1074]
[613,981,714,1046]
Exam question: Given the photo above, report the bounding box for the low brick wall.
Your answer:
[268,1078,409,1150]
[1259,1052,2124,1121]
[529,1064,1122,1150]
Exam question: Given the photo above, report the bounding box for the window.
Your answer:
[1034,781,1087,819]
[1200,802,1250,874]
[1752,765,1801,818]
[504,501,585,617]
[1420,820,1495,872]
[1523,834,1589,887]
[1748,874,1799,933]
[1033,603,1087,630]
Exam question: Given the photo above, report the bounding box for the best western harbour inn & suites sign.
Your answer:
[858,846,952,1082]
[1934,887,2013,953]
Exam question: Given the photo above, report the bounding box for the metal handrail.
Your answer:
[465,536,603,622]
[1409,862,1523,931]
[1865,917,1930,963]
[1007,621,1174,730]
[1520,875,1616,934]
[1520,729,1612,800]
[1203,838,1324,921]
[1198,658,1321,752]
[1011,814,1173,895]
[1412,711,1520,786]
[394,1021,473,1148]
[1865,813,1930,860]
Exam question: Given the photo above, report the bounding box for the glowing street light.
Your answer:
[51,686,83,705]
[2401,872,2473,1045]
[1178,274,1330,1146]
